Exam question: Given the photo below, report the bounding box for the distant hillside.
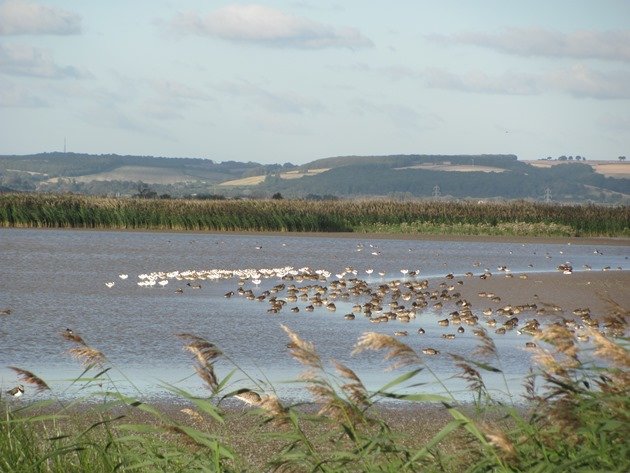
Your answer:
[0,152,294,195]
[269,155,629,203]
[300,154,522,171]
[0,152,628,203]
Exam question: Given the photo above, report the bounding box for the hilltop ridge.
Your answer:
[0,152,627,203]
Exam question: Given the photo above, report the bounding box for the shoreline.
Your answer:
[3,225,629,246]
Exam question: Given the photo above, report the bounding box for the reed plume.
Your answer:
[450,355,485,394]
[194,363,218,391]
[281,325,322,370]
[8,366,50,392]
[333,360,370,408]
[177,333,222,364]
[472,328,497,358]
[69,346,105,366]
[258,395,290,427]
[482,424,517,462]
[352,332,421,370]
[590,329,630,369]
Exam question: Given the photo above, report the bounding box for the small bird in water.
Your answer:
[0,308,12,316]
[7,385,24,398]
[422,348,439,355]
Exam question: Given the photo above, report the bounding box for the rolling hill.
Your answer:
[0,152,628,203]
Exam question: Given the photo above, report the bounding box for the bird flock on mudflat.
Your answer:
[101,244,626,363]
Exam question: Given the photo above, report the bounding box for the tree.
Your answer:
[619,156,626,162]
[135,182,157,199]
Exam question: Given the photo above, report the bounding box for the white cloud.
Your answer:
[428,28,630,63]
[422,65,630,100]
[217,80,324,114]
[0,43,88,78]
[546,64,630,100]
[424,68,540,95]
[343,62,419,80]
[0,77,46,106]
[169,4,372,49]
[153,80,212,101]
[141,80,214,121]
[350,99,441,130]
[0,0,81,35]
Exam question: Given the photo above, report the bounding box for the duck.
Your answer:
[422,348,439,355]
[7,385,24,398]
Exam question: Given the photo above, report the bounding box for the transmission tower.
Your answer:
[432,184,441,199]
[544,187,552,203]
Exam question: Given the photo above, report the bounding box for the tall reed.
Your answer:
[1,306,628,472]
[1,194,628,236]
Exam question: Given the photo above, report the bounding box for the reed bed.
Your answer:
[1,311,628,472]
[0,193,628,236]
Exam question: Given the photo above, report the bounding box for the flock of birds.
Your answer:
[96,248,625,359]
[4,243,625,399]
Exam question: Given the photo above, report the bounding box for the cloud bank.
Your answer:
[429,28,630,63]
[0,43,87,78]
[217,80,324,114]
[0,0,81,35]
[423,65,630,100]
[0,77,46,107]
[169,4,372,49]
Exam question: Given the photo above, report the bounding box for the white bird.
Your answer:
[105,282,115,288]
[158,280,169,287]
[119,274,128,280]
[365,269,373,275]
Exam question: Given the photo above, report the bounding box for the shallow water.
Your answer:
[0,228,627,403]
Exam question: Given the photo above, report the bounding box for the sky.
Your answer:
[0,0,629,164]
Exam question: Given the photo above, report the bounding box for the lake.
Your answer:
[1,228,627,404]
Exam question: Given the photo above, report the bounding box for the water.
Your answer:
[0,228,627,403]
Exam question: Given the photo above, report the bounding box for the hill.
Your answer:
[0,152,628,203]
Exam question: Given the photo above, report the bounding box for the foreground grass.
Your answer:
[1,193,629,236]
[2,311,629,472]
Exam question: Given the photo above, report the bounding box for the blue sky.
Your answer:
[0,0,628,164]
